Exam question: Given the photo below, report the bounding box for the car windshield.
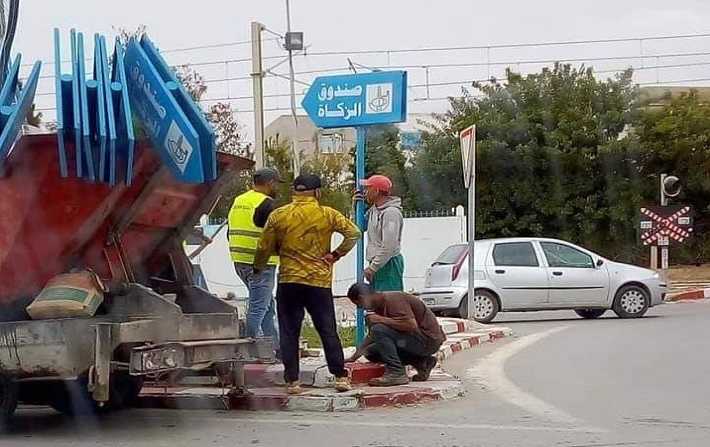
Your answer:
[432,244,467,265]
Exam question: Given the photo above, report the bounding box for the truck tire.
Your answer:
[49,373,144,415]
[0,374,18,429]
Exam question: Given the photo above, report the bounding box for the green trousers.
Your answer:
[371,254,405,292]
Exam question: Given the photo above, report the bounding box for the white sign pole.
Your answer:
[460,125,476,320]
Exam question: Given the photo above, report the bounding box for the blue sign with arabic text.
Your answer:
[302,71,407,129]
[124,37,205,183]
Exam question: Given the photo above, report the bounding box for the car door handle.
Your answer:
[495,269,506,274]
[552,271,563,276]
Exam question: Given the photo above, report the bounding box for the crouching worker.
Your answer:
[345,283,446,386]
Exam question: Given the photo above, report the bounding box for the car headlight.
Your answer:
[652,272,660,279]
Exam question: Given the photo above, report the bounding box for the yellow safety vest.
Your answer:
[228,190,279,265]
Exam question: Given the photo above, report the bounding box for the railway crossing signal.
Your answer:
[640,206,693,246]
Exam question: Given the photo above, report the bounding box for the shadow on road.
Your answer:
[4,407,189,439]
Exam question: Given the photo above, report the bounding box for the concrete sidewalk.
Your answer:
[137,318,513,412]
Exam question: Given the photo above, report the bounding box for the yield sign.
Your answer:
[459,124,475,189]
[639,206,693,246]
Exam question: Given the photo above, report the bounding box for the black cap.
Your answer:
[253,167,284,184]
[293,174,322,192]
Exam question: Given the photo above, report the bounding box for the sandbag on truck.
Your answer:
[26,270,105,319]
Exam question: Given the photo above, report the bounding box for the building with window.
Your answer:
[265,113,436,157]
[265,115,355,156]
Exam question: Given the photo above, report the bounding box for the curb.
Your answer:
[138,319,512,412]
[666,288,710,302]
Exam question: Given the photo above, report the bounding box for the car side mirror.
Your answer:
[596,259,604,267]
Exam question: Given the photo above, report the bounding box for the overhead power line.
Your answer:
[33,73,710,115]
[301,32,710,57]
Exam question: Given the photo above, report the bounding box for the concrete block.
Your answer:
[286,395,333,412]
[332,395,361,411]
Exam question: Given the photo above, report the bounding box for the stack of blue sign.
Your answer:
[123,35,216,183]
[0,55,41,173]
[54,28,135,185]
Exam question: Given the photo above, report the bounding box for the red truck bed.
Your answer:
[0,133,249,305]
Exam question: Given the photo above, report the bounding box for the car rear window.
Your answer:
[433,244,467,265]
[492,242,539,267]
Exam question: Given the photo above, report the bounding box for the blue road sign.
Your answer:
[140,36,217,181]
[53,28,68,177]
[111,38,135,185]
[96,34,116,184]
[0,58,41,170]
[70,29,83,178]
[301,70,407,129]
[124,37,205,183]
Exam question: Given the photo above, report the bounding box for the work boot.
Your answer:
[334,376,352,392]
[368,372,409,387]
[286,381,303,395]
[412,356,438,382]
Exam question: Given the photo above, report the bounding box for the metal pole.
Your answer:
[284,0,300,171]
[251,21,265,168]
[355,126,367,344]
[659,173,668,271]
[466,170,475,319]
[650,246,658,270]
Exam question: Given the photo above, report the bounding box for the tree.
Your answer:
[173,64,207,102]
[363,125,412,208]
[411,64,642,260]
[634,91,710,264]
[208,102,248,157]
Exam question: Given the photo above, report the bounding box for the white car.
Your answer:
[418,237,667,323]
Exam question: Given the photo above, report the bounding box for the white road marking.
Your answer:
[466,325,593,428]
[140,414,602,433]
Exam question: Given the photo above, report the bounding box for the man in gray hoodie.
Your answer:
[359,175,405,292]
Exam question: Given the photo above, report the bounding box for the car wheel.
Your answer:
[574,309,606,319]
[459,290,499,323]
[0,374,18,430]
[613,285,650,319]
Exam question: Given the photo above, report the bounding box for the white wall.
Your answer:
[190,208,466,297]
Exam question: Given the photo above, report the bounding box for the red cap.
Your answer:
[360,175,392,192]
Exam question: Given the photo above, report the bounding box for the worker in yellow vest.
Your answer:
[228,167,283,343]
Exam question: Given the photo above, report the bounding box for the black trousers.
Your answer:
[276,283,347,382]
[364,323,441,375]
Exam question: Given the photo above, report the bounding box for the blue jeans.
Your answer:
[234,263,278,343]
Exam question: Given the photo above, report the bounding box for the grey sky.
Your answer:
[14,0,710,141]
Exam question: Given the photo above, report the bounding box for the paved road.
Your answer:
[4,301,710,446]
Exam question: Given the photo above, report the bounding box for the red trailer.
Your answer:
[0,132,270,423]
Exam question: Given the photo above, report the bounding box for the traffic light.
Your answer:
[661,174,681,205]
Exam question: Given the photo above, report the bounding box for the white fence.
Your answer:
[188,206,466,297]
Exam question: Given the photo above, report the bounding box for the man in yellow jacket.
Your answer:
[228,167,282,343]
[254,174,361,394]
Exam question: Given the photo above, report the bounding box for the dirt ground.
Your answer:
[666,263,710,282]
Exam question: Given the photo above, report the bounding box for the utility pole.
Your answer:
[285,0,299,173]
[251,21,265,169]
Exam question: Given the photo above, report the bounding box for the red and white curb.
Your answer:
[665,288,710,302]
[138,319,513,412]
